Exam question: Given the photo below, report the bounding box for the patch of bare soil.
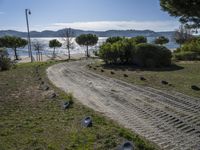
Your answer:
[47,60,200,150]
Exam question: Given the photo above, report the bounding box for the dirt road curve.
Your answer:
[47,60,200,150]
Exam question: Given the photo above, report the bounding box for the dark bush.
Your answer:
[131,36,147,44]
[135,43,172,67]
[106,36,123,44]
[0,48,12,71]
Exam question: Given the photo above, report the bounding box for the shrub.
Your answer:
[173,37,200,61]
[135,43,172,67]
[154,36,169,45]
[174,51,200,61]
[106,36,123,44]
[131,36,147,44]
[0,48,12,71]
[99,39,135,64]
[99,38,172,68]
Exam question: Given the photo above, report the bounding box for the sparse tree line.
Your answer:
[0,30,99,71]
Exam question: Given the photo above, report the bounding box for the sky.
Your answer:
[0,0,180,32]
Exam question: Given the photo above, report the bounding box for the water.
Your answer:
[7,37,178,57]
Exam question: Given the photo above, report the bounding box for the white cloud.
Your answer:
[43,20,179,32]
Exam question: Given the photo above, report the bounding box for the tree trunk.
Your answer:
[68,47,70,60]
[53,47,55,58]
[86,45,89,57]
[14,47,18,60]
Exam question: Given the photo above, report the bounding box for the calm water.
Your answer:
[7,37,179,57]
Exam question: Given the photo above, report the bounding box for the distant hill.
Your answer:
[0,28,175,38]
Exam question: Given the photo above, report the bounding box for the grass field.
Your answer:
[0,61,157,150]
[89,61,200,98]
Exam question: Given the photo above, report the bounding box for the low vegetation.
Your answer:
[89,61,200,98]
[0,48,12,71]
[174,37,200,61]
[0,61,157,150]
[76,34,98,57]
[99,36,172,68]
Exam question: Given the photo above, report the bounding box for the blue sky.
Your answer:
[0,0,180,31]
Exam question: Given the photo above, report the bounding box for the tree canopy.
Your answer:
[154,36,169,45]
[0,36,28,60]
[76,34,98,57]
[49,39,62,58]
[160,0,200,28]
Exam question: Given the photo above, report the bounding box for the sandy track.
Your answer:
[47,60,200,150]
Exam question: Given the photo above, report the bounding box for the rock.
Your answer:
[81,117,92,127]
[140,77,146,81]
[118,141,134,150]
[191,85,200,91]
[124,74,128,77]
[111,71,115,75]
[63,101,70,109]
[45,90,57,99]
[37,77,42,81]
[93,67,97,70]
[161,80,168,85]
[39,84,49,91]
[101,69,104,72]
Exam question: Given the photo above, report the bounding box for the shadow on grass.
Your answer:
[100,63,184,72]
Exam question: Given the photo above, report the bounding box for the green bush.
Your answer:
[106,36,123,44]
[174,51,200,61]
[0,48,12,71]
[99,39,135,64]
[99,38,172,67]
[135,43,172,67]
[173,37,200,61]
[131,36,147,44]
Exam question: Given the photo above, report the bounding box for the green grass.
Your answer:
[89,61,200,98]
[0,60,157,150]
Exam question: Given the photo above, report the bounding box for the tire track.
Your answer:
[47,60,200,150]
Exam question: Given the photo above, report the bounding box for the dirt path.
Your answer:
[47,60,200,150]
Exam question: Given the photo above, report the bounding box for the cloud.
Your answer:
[0,11,5,15]
[43,20,179,32]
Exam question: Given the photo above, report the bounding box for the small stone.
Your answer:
[111,71,115,75]
[39,84,49,91]
[124,74,128,77]
[63,101,70,109]
[118,141,134,150]
[45,90,57,99]
[191,85,200,91]
[161,80,168,85]
[81,117,92,127]
[101,69,104,72]
[140,77,146,81]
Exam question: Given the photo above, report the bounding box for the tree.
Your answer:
[154,36,169,45]
[160,0,200,28]
[106,36,123,44]
[76,34,98,57]
[174,25,193,47]
[49,39,62,58]
[33,40,45,53]
[0,36,27,60]
[132,36,147,44]
[60,28,74,60]
[33,40,45,61]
